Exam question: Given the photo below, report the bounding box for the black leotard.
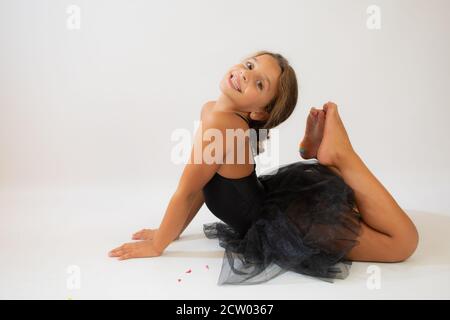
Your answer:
[202,112,265,236]
[202,162,265,236]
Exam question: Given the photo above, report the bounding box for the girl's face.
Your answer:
[219,54,281,112]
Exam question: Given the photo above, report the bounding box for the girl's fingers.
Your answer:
[132,232,142,239]
[132,229,147,239]
[118,253,132,261]
[109,243,127,256]
[110,245,122,252]
[109,249,123,257]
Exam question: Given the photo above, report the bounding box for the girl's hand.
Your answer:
[108,240,162,260]
[132,228,180,241]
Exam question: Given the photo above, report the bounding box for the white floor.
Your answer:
[0,186,449,300]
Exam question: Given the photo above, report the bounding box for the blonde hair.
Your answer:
[244,51,299,156]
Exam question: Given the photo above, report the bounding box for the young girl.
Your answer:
[109,51,419,285]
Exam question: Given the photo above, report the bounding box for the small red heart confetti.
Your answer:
[185,269,192,274]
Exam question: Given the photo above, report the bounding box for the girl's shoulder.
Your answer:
[201,101,249,130]
[200,100,216,120]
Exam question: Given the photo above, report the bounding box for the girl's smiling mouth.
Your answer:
[228,72,242,92]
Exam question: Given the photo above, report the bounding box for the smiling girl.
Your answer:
[109,51,418,285]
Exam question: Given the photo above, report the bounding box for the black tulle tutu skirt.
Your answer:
[203,160,362,285]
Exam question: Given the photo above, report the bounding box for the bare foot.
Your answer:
[132,228,180,241]
[316,102,356,168]
[299,107,325,159]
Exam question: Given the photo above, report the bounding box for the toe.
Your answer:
[317,110,325,122]
[323,102,338,113]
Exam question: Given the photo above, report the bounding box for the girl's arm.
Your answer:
[177,190,205,238]
[152,112,230,254]
[153,190,205,252]
[109,187,206,259]
[108,111,238,260]
[152,191,198,253]
[174,101,211,237]
[132,190,204,241]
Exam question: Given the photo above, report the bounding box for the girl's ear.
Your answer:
[249,111,270,122]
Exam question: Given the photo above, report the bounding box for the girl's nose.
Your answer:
[241,70,248,82]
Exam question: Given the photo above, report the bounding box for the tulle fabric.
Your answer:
[203,160,362,285]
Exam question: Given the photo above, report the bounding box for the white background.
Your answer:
[1,0,449,299]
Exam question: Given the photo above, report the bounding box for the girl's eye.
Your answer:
[257,80,264,90]
[245,61,262,90]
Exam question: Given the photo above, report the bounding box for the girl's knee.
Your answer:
[391,227,419,262]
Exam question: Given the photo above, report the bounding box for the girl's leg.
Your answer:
[317,102,419,262]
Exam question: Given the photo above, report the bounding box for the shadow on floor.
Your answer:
[162,250,224,258]
[405,210,450,265]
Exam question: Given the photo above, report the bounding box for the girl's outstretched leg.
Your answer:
[317,102,419,262]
